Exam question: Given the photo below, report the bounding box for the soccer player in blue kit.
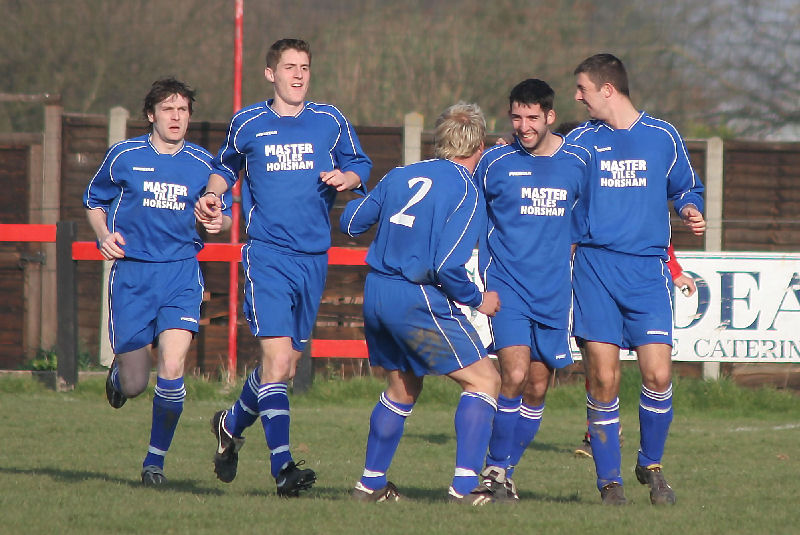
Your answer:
[474,79,590,501]
[341,102,502,505]
[84,78,232,486]
[195,38,372,497]
[567,54,706,505]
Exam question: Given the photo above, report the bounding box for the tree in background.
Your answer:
[0,0,795,139]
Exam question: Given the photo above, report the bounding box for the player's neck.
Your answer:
[149,134,184,155]
[604,99,640,130]
[269,96,305,117]
[450,151,481,174]
[529,131,561,157]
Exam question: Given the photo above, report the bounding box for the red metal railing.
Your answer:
[1,223,369,365]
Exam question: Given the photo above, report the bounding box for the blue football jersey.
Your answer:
[475,136,590,328]
[567,112,704,257]
[83,134,230,261]
[212,100,372,255]
[340,158,484,308]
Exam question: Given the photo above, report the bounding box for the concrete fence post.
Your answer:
[702,136,724,380]
[41,103,62,354]
[403,112,423,165]
[98,107,130,367]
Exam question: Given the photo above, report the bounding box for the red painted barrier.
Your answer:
[0,224,57,242]
[1,224,370,360]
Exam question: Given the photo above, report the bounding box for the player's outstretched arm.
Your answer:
[86,207,125,259]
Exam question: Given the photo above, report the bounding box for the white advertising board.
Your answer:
[668,252,800,363]
[462,251,800,363]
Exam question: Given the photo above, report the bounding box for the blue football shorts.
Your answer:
[363,272,487,376]
[241,241,327,351]
[108,257,203,354]
[572,246,673,349]
[488,277,573,369]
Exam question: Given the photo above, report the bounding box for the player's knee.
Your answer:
[261,355,295,382]
[590,374,614,393]
[641,371,671,393]
[588,373,619,402]
[523,377,548,402]
[119,374,148,398]
[501,366,528,392]
[159,362,184,381]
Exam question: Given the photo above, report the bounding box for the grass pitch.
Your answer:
[1,372,799,534]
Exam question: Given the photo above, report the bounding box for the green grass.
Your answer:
[2,371,799,534]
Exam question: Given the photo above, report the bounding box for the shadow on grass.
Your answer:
[299,484,585,504]
[304,484,459,502]
[403,432,451,445]
[526,441,568,453]
[0,465,224,495]
[518,489,583,503]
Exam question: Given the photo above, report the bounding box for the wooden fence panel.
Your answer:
[0,144,32,367]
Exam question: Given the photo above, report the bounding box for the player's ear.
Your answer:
[546,109,556,126]
[264,67,275,83]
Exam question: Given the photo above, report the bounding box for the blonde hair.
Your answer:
[434,102,486,159]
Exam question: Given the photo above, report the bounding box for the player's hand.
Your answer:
[674,272,696,297]
[195,193,222,221]
[320,169,361,192]
[680,205,706,236]
[201,211,225,234]
[98,231,126,260]
[477,291,501,317]
[493,133,512,146]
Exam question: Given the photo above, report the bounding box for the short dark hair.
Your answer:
[508,79,555,112]
[574,53,629,96]
[266,38,312,70]
[142,77,195,120]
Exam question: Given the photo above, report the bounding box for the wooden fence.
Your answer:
[1,104,799,381]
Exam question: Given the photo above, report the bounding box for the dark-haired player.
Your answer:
[84,78,232,485]
[474,79,590,500]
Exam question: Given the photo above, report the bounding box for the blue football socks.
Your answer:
[637,384,673,467]
[359,392,414,491]
[258,382,292,478]
[485,394,522,469]
[226,367,261,437]
[143,376,185,469]
[451,391,497,496]
[587,394,622,489]
[506,402,544,478]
